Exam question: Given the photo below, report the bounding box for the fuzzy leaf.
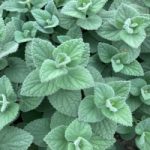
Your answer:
[94,83,115,108]
[50,112,74,129]
[101,97,133,126]
[0,41,18,59]
[78,95,104,123]
[44,126,68,150]
[108,81,131,98]
[24,118,50,147]
[20,96,43,112]
[120,29,146,48]
[56,67,94,90]
[98,43,118,63]
[48,89,81,117]
[90,136,115,150]
[61,1,85,19]
[65,119,92,141]
[89,0,108,13]
[77,15,102,30]
[116,3,139,25]
[0,103,19,130]
[53,39,85,67]
[4,57,30,83]
[92,119,117,139]
[97,22,121,41]
[0,126,33,150]
[21,69,59,97]
[40,59,68,82]
[31,38,55,68]
[120,60,144,76]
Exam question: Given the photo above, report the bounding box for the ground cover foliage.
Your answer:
[0,0,150,149]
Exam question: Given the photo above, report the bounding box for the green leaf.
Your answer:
[132,15,150,29]
[61,1,85,19]
[136,132,150,150]
[90,136,115,150]
[135,118,150,150]
[120,60,144,76]
[0,17,6,41]
[14,32,34,44]
[116,42,141,63]
[144,0,150,7]
[94,83,115,108]
[120,29,146,48]
[3,21,15,43]
[44,126,68,150]
[135,118,150,135]
[31,0,48,8]
[48,89,81,117]
[65,119,92,141]
[50,112,74,129]
[24,118,50,147]
[40,59,68,82]
[0,58,8,70]
[15,21,37,42]
[31,9,59,28]
[31,9,51,26]
[89,0,108,13]
[78,95,104,123]
[4,57,30,83]
[115,3,139,25]
[98,42,118,63]
[76,0,92,14]
[1,0,28,13]
[141,85,150,105]
[0,41,18,59]
[77,15,102,30]
[101,97,133,126]
[0,103,19,130]
[91,118,117,139]
[127,96,142,112]
[25,42,35,70]
[96,22,121,41]
[21,69,59,97]
[20,96,43,112]
[55,52,71,67]
[33,22,53,34]
[68,143,75,150]
[111,60,124,72]
[56,67,94,90]
[31,38,55,68]
[53,39,85,67]
[73,137,93,150]
[111,52,128,73]
[67,25,82,39]
[59,14,76,30]
[0,126,33,150]
[0,75,16,102]
[108,81,131,98]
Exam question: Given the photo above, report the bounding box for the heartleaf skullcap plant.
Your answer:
[0,0,150,150]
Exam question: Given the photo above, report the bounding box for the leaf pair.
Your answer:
[135,118,150,150]
[79,81,133,126]
[13,18,37,43]
[44,119,115,150]
[98,42,144,76]
[97,3,150,48]
[31,9,59,34]
[61,0,108,30]
[0,76,19,130]
[1,0,47,13]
